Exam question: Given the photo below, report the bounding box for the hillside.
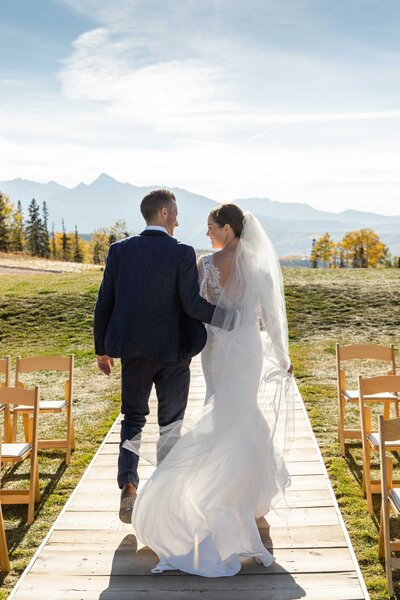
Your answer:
[1,174,399,256]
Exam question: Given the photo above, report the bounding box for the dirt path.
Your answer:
[0,265,58,275]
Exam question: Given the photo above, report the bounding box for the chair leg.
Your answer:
[386,540,394,598]
[0,506,10,573]
[364,446,374,515]
[34,464,40,503]
[3,408,12,443]
[379,509,385,559]
[23,414,33,443]
[384,402,390,420]
[381,491,394,597]
[70,415,76,451]
[338,406,345,456]
[11,413,18,443]
[66,410,76,465]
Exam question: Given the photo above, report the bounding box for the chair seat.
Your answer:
[1,442,31,458]
[13,400,67,412]
[389,489,400,513]
[368,433,400,448]
[344,390,398,401]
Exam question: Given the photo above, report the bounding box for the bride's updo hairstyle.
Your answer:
[209,204,245,238]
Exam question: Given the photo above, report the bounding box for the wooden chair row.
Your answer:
[336,343,397,456]
[338,353,400,598]
[378,413,400,598]
[0,354,76,572]
[0,387,41,574]
[0,355,75,464]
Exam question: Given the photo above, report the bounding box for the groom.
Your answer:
[94,189,223,523]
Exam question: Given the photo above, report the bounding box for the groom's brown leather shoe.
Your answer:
[119,482,137,524]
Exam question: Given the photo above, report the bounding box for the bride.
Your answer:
[124,204,294,577]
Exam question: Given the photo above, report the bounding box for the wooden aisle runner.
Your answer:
[9,357,370,600]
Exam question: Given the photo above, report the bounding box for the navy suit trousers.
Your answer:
[118,356,190,489]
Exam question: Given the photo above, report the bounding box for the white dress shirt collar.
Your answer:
[145,225,169,235]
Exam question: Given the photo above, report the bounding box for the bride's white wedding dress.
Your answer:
[124,213,294,577]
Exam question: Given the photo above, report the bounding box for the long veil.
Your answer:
[123,211,294,509]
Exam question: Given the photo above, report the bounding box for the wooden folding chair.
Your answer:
[13,355,75,464]
[378,413,400,598]
[0,356,12,442]
[0,387,40,525]
[359,375,400,515]
[0,430,10,573]
[336,343,398,455]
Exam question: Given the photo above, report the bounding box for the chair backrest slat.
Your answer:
[338,343,394,362]
[0,387,38,407]
[379,415,400,442]
[359,375,400,397]
[16,355,72,374]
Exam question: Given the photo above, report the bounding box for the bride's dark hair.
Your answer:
[209,204,245,238]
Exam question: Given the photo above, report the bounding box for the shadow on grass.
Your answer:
[0,450,68,585]
[345,442,364,487]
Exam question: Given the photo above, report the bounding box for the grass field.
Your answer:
[0,266,400,599]
[0,270,122,599]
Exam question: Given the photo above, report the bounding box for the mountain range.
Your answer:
[1,173,399,257]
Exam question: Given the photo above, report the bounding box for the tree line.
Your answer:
[310,229,399,268]
[0,191,130,264]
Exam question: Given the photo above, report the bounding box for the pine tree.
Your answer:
[51,223,57,259]
[61,219,71,261]
[40,201,51,258]
[25,198,42,256]
[108,232,117,245]
[339,247,345,268]
[73,225,83,263]
[93,240,102,265]
[10,200,25,252]
[0,192,12,252]
[310,238,318,268]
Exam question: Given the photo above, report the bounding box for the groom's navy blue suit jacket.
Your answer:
[93,230,215,361]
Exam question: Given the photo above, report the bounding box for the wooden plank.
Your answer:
[93,451,323,469]
[74,473,330,493]
[286,461,325,476]
[11,573,365,600]
[100,441,318,456]
[29,545,356,576]
[287,475,330,491]
[83,460,325,481]
[58,506,341,530]
[68,487,334,511]
[48,523,348,548]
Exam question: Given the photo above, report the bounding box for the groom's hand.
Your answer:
[97,354,114,376]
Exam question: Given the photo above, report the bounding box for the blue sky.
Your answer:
[1,0,400,213]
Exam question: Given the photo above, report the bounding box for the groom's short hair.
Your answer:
[140,189,176,222]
